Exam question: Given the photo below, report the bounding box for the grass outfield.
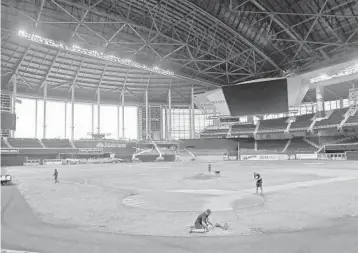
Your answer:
[7,160,358,237]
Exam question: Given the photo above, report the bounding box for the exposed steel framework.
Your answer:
[1,0,358,104]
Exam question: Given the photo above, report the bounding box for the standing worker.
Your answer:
[53,169,59,184]
[254,172,263,195]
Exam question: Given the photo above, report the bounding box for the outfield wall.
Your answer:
[346,151,358,160]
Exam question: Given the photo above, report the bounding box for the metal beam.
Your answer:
[291,0,329,62]
[180,0,281,70]
[121,91,125,138]
[8,46,31,85]
[43,81,48,139]
[35,0,46,27]
[38,49,61,91]
[249,0,311,54]
[40,0,225,87]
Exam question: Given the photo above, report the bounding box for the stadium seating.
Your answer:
[290,114,314,131]
[232,124,256,133]
[185,149,226,156]
[286,138,318,153]
[73,140,100,148]
[7,138,43,148]
[257,140,287,152]
[307,136,351,146]
[42,139,73,148]
[314,108,348,128]
[200,128,228,138]
[340,136,358,143]
[1,138,9,148]
[238,138,255,150]
[345,109,358,125]
[258,117,288,132]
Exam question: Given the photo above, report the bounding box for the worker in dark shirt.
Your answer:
[53,169,59,184]
[254,172,263,194]
[191,209,213,233]
[208,164,212,175]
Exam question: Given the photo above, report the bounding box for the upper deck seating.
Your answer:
[314,108,348,128]
[286,138,317,153]
[232,124,256,133]
[258,117,288,132]
[7,138,42,148]
[42,139,72,148]
[290,114,314,130]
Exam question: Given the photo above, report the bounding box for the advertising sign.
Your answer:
[240,154,289,161]
[0,148,19,154]
[296,154,318,160]
[78,148,104,154]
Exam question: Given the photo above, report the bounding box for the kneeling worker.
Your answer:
[190,209,214,233]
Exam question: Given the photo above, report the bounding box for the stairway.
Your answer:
[38,139,46,148]
[282,139,291,152]
[285,117,294,133]
[339,106,357,129]
[69,139,76,148]
[303,137,320,149]
[2,137,11,148]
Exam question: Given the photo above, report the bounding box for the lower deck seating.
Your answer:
[186,149,227,156]
[257,140,287,151]
[42,139,72,148]
[1,138,9,148]
[232,124,256,133]
[7,138,42,148]
[200,128,228,138]
[286,138,317,153]
[341,136,358,143]
[238,138,255,150]
[307,136,347,146]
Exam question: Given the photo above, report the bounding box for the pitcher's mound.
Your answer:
[187,174,215,180]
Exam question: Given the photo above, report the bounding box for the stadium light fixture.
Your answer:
[17,30,175,77]
[310,64,358,84]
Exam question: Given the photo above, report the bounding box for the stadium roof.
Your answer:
[1,0,358,105]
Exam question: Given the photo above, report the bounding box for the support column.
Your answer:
[91,104,94,134]
[167,90,172,140]
[71,86,75,141]
[315,86,325,118]
[191,87,195,138]
[97,88,101,134]
[117,103,120,140]
[64,102,67,138]
[12,77,17,137]
[35,99,38,138]
[145,90,149,140]
[43,81,48,139]
[340,97,344,108]
[122,91,125,138]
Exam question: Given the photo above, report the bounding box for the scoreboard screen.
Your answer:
[222,78,289,116]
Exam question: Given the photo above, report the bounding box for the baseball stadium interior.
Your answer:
[1,0,358,253]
